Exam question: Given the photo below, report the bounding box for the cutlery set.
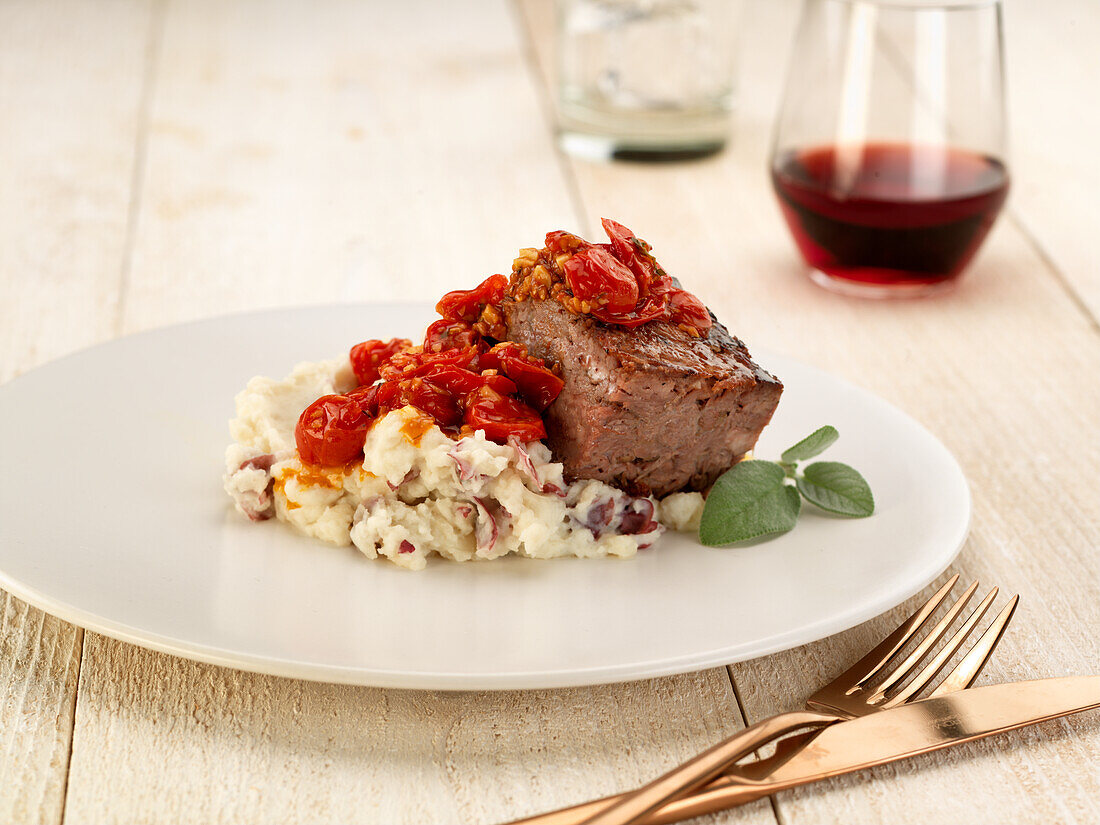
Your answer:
[508,576,1100,825]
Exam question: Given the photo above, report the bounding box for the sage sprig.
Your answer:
[699,426,874,546]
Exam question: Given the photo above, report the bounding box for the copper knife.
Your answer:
[508,675,1100,825]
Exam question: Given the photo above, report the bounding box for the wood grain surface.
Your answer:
[0,0,154,820]
[2,0,1098,823]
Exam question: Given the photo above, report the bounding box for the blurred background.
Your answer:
[1,0,1097,372]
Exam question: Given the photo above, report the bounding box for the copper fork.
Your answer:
[510,575,1018,825]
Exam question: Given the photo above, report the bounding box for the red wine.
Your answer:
[771,143,1009,292]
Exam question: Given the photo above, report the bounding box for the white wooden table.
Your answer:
[2,1,1099,822]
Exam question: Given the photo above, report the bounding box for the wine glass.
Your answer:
[770,0,1009,297]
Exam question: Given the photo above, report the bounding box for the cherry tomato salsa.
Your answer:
[295,220,708,466]
[539,219,712,333]
[295,281,563,465]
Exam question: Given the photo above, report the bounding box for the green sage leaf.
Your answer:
[796,461,875,517]
[780,425,840,464]
[699,461,802,545]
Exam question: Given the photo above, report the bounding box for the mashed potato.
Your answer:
[224,359,704,570]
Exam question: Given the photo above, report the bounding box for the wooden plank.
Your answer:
[1004,0,1100,321]
[0,594,83,825]
[0,0,155,382]
[66,639,769,824]
[732,571,1100,825]
[116,0,585,334]
[519,0,1100,821]
[0,1,156,822]
[65,0,772,822]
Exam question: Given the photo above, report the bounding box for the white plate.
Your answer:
[0,305,969,690]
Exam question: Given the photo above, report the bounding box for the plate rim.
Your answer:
[0,303,971,690]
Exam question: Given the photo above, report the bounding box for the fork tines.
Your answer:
[857,575,1019,705]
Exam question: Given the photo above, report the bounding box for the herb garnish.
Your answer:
[698,426,874,546]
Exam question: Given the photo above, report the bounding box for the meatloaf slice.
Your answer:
[502,298,782,498]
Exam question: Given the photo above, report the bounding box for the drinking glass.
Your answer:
[556,0,740,161]
[770,0,1009,297]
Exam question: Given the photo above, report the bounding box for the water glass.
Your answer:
[556,0,740,161]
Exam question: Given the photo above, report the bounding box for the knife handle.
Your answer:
[505,712,835,825]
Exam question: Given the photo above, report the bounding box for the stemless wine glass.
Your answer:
[770,0,1009,297]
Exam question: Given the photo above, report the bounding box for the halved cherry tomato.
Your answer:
[464,386,546,443]
[478,341,525,371]
[496,356,562,411]
[544,230,589,256]
[349,338,412,385]
[601,218,635,256]
[477,342,561,410]
[374,380,402,410]
[590,293,669,328]
[424,319,481,354]
[436,274,507,324]
[412,362,516,398]
[601,218,656,297]
[667,289,712,332]
[295,395,371,466]
[562,246,639,313]
[646,270,675,296]
[418,363,484,396]
[379,345,479,381]
[482,372,519,396]
[399,378,463,427]
[377,347,422,380]
[589,287,711,334]
[346,383,381,416]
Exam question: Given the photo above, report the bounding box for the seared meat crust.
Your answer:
[502,298,782,497]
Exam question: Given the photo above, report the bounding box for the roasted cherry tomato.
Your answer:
[374,380,402,410]
[667,289,712,332]
[424,319,481,354]
[478,342,561,410]
[412,362,516,400]
[478,341,524,371]
[418,363,484,396]
[646,270,675,296]
[379,345,479,381]
[482,372,519,396]
[349,338,412,385]
[496,356,562,411]
[601,218,635,256]
[346,383,381,416]
[562,246,639,313]
[295,394,371,466]
[399,378,463,428]
[464,386,546,444]
[589,294,669,328]
[377,347,421,380]
[544,230,589,256]
[601,218,656,297]
[436,274,507,324]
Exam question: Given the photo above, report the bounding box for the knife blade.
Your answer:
[508,676,1100,825]
[741,674,1100,783]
